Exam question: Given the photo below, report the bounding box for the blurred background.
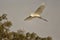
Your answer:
[0,0,60,40]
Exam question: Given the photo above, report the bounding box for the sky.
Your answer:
[0,0,60,40]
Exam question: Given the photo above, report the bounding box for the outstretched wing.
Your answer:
[38,17,48,22]
[24,16,33,21]
[35,3,45,15]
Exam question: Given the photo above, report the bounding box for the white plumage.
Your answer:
[24,3,48,22]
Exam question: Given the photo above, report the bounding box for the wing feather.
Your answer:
[35,3,45,15]
[24,16,33,21]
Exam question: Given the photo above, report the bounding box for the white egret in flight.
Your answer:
[24,3,48,22]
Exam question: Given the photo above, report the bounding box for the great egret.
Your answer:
[24,3,48,22]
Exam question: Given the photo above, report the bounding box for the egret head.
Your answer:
[31,13,35,17]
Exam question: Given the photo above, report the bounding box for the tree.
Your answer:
[47,36,52,40]
[30,32,37,40]
[35,36,42,40]
[0,14,52,40]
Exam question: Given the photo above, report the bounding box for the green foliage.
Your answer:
[3,21,12,27]
[0,14,52,40]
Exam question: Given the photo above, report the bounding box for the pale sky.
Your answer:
[0,0,60,40]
